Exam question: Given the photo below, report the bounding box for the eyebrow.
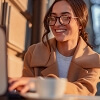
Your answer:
[51,12,71,15]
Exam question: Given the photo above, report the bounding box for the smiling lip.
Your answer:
[55,29,66,33]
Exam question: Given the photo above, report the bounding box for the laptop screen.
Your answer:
[0,26,8,96]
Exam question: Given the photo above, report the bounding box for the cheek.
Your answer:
[65,25,70,29]
[69,22,80,33]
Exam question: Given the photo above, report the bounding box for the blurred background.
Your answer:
[0,0,100,77]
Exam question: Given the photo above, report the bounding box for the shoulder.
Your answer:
[27,42,46,54]
[24,38,56,67]
[73,37,100,68]
[27,38,56,54]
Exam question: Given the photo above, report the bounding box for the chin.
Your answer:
[55,37,65,42]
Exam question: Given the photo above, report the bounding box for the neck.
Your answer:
[57,40,78,57]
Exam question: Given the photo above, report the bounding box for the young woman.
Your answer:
[9,0,100,95]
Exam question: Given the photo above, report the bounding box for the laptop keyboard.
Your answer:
[7,90,24,99]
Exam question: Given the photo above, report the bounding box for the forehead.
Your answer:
[52,0,74,16]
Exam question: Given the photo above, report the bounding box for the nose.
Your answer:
[55,18,61,26]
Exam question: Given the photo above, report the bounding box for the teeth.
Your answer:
[56,30,66,32]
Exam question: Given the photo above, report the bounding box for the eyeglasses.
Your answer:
[48,15,78,26]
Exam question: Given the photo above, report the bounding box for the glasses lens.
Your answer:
[48,16,56,26]
[48,15,71,26]
[60,15,71,25]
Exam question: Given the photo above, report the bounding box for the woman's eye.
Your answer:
[50,17,56,21]
[62,16,71,22]
[62,16,69,20]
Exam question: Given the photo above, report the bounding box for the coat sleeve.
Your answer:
[47,68,100,96]
[22,45,36,77]
[65,68,100,96]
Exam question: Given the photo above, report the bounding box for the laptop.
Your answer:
[0,26,23,99]
[0,26,8,96]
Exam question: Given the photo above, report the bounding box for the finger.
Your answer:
[16,86,24,91]
[9,80,24,91]
[9,77,19,83]
[20,85,29,94]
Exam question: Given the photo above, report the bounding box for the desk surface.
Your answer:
[1,94,99,100]
[20,92,100,100]
[63,95,100,100]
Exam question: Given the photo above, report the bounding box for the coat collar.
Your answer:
[72,37,100,68]
[31,37,100,77]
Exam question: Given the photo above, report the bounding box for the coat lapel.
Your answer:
[41,49,59,77]
[41,61,59,77]
[67,37,100,81]
[30,38,59,77]
[67,62,81,82]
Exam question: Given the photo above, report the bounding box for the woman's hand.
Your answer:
[9,77,35,94]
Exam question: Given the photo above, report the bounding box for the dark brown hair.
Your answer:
[42,0,92,51]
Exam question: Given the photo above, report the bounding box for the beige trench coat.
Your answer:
[22,37,100,96]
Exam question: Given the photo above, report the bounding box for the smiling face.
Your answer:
[50,0,81,42]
